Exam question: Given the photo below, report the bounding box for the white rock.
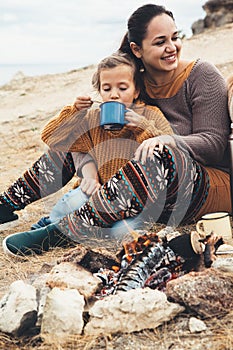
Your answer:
[46,262,101,299]
[0,280,37,335]
[41,287,85,338]
[84,287,184,335]
[189,317,207,333]
[212,257,233,273]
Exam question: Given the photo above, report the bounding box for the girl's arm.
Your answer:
[79,161,101,196]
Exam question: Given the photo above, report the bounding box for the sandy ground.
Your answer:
[0,23,233,349]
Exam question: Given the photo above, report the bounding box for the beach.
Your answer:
[0,23,233,349]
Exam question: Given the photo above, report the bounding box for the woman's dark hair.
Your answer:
[118,4,175,102]
[118,4,174,67]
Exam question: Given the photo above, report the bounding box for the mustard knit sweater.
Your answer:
[41,103,173,184]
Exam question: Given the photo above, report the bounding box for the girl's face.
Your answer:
[131,13,182,78]
[99,65,139,105]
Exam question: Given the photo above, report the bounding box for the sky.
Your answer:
[0,0,206,67]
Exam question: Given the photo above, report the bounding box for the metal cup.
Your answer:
[100,101,126,131]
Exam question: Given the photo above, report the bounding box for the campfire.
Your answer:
[0,227,231,340]
[88,229,205,297]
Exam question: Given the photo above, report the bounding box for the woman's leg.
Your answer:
[0,149,75,224]
[3,146,210,256]
[58,145,209,242]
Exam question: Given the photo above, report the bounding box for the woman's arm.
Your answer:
[175,61,230,166]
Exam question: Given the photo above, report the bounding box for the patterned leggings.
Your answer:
[0,149,75,210]
[58,146,209,243]
[0,146,209,240]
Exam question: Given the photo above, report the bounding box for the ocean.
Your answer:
[0,63,86,87]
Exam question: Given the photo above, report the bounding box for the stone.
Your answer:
[84,287,184,336]
[189,317,207,333]
[36,285,51,327]
[191,0,233,35]
[41,287,85,338]
[166,269,233,318]
[216,244,233,255]
[212,257,233,273]
[191,19,205,35]
[0,280,37,336]
[46,262,102,299]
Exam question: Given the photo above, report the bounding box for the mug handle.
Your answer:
[196,220,207,239]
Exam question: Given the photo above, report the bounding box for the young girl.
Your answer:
[30,52,172,230]
[3,52,173,257]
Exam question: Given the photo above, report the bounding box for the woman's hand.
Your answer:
[74,96,93,111]
[134,135,176,164]
[80,177,101,196]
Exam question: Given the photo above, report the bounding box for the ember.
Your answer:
[95,229,224,297]
[120,231,160,264]
[95,231,185,297]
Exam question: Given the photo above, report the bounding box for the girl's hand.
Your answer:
[125,109,144,128]
[80,177,101,196]
[134,135,176,164]
[74,96,93,111]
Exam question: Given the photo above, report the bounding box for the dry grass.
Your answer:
[0,312,232,350]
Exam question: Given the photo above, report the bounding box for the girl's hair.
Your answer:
[92,52,140,92]
[118,4,175,70]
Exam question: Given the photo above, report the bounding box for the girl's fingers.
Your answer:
[74,96,93,111]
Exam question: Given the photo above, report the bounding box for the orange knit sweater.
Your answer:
[41,103,173,183]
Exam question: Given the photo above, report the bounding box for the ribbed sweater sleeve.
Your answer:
[228,74,233,122]
[41,103,174,183]
[174,61,230,166]
[153,60,230,169]
[41,105,87,151]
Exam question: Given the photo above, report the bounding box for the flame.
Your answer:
[121,232,160,263]
[112,265,120,272]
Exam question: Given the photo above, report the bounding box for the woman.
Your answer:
[118,3,231,222]
[3,4,231,257]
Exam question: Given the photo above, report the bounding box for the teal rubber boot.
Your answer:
[2,223,74,258]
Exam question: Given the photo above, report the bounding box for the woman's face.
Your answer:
[131,13,182,76]
[99,65,139,105]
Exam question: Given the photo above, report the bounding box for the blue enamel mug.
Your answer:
[100,101,127,131]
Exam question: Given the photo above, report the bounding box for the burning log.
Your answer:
[59,227,224,298]
[96,229,224,296]
[114,232,183,293]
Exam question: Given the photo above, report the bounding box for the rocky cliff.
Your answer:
[192,0,233,35]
